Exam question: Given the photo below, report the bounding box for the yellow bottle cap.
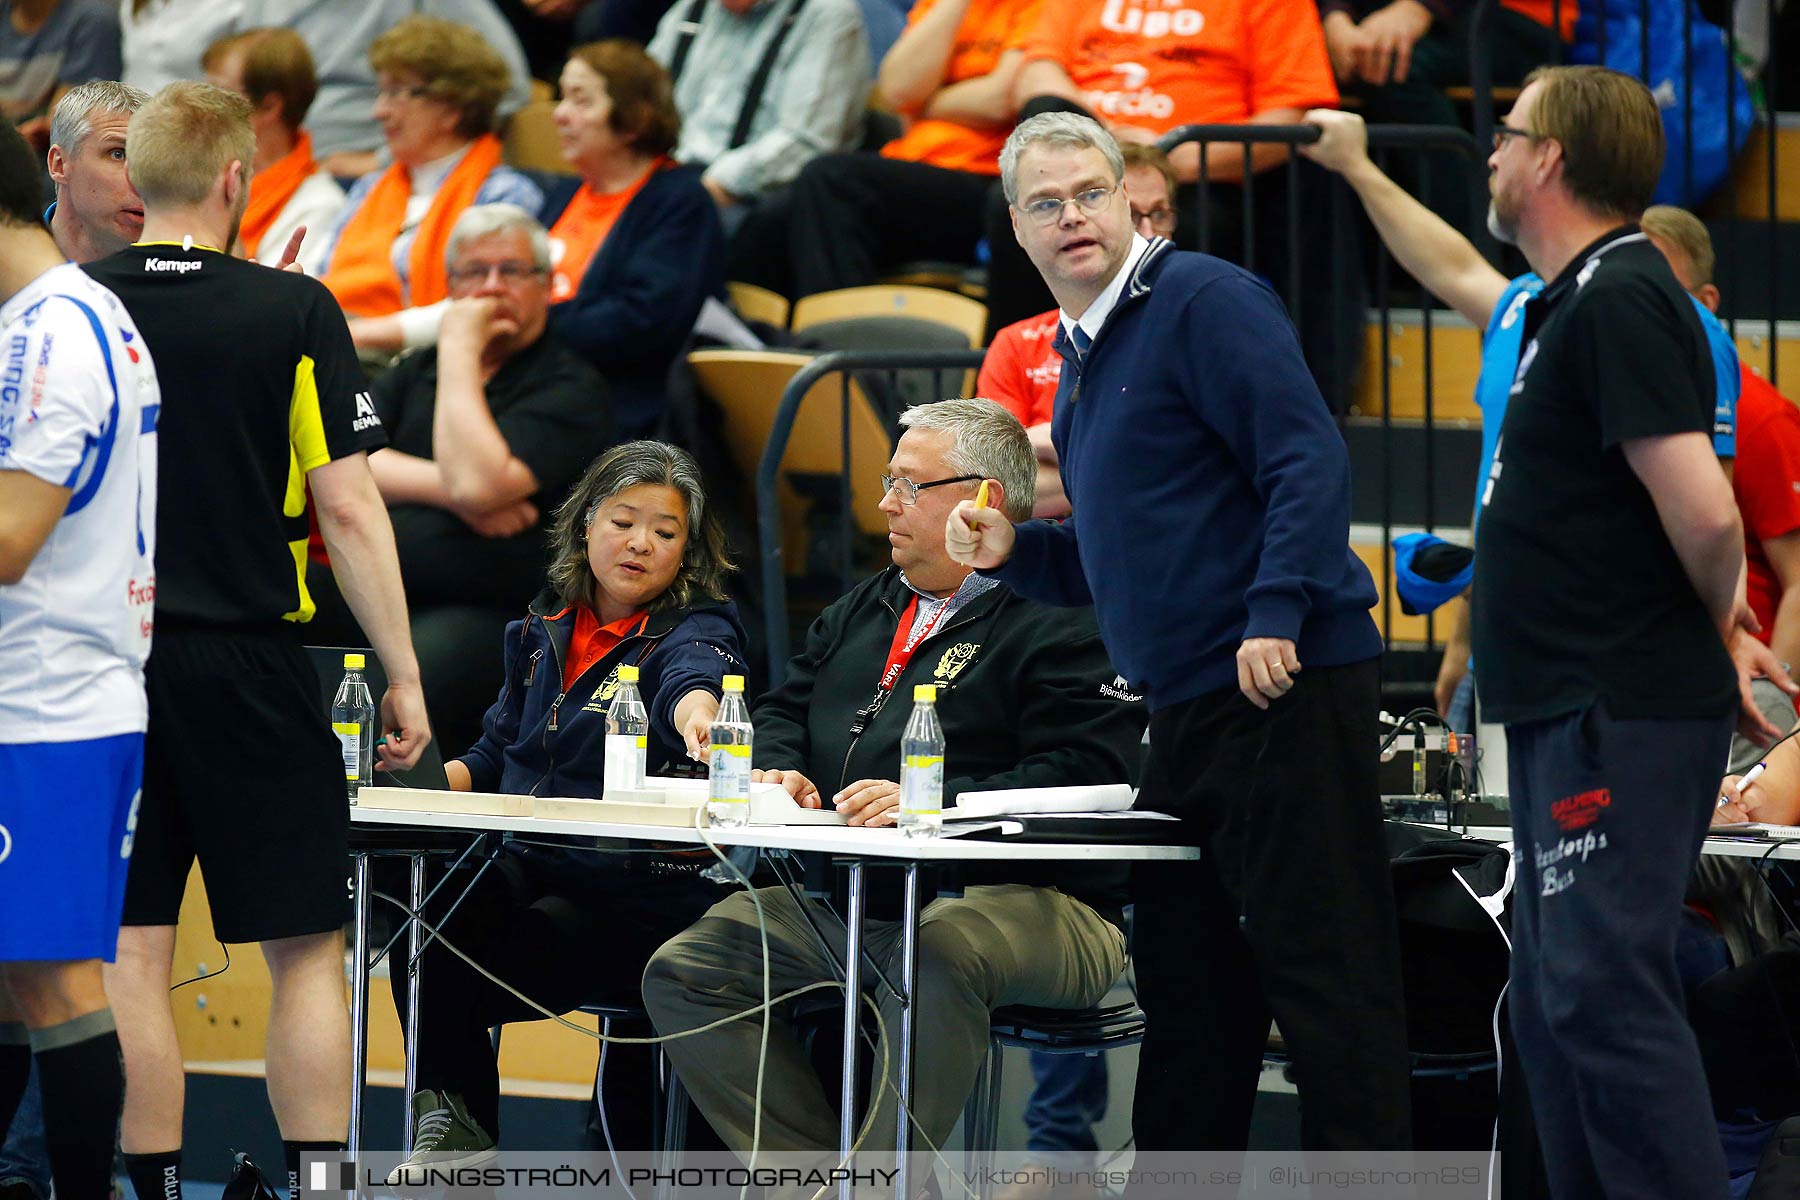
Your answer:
[618,665,640,683]
[914,684,936,703]
[723,674,745,691]
[344,653,365,669]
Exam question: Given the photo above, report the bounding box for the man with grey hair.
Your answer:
[306,203,611,755]
[44,79,147,263]
[644,396,1144,1160]
[950,112,1413,1154]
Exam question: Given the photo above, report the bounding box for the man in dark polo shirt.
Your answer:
[82,82,428,1199]
[307,203,610,756]
[1474,66,1749,1200]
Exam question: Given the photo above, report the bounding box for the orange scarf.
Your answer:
[548,157,664,303]
[240,130,317,259]
[322,133,505,317]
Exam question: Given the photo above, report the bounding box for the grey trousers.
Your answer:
[641,883,1127,1156]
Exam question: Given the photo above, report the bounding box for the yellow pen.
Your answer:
[970,479,990,529]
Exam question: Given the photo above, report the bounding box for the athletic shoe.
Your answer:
[384,1089,498,1184]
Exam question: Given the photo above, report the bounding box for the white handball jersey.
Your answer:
[0,262,160,743]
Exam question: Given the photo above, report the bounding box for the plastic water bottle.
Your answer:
[604,664,649,793]
[898,684,944,839]
[331,653,376,803]
[707,674,753,828]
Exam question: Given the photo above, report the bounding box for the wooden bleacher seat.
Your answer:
[686,349,893,572]
[726,280,791,330]
[791,284,988,348]
[502,99,566,175]
[1351,314,1485,422]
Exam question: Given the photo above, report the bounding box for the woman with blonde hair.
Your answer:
[318,14,541,354]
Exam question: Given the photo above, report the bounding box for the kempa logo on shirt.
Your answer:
[351,391,382,432]
[143,257,203,274]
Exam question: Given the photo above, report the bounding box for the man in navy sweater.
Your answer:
[947,111,1413,1153]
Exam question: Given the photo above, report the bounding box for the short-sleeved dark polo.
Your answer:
[84,243,385,627]
[1473,227,1737,724]
[374,333,610,610]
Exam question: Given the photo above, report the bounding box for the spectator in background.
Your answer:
[203,27,344,272]
[1,0,121,152]
[235,0,532,178]
[43,79,145,263]
[308,204,611,759]
[119,0,239,96]
[730,0,1041,298]
[540,40,723,440]
[1640,205,1800,771]
[645,0,868,231]
[319,15,542,357]
[987,0,1350,400]
[1320,0,1569,235]
[979,142,1176,520]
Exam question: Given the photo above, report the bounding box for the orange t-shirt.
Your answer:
[547,159,665,304]
[1021,0,1339,132]
[880,0,1046,176]
[978,310,1063,428]
[1505,0,1577,44]
[563,608,649,691]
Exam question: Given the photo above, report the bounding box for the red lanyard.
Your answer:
[878,594,951,694]
[851,593,952,738]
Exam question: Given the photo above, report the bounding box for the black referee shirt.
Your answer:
[1472,226,1736,724]
[86,243,386,628]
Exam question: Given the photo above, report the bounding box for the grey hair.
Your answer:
[50,80,149,157]
[445,203,551,272]
[547,440,736,614]
[998,111,1124,206]
[898,398,1035,521]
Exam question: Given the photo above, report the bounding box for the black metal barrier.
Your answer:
[756,349,986,687]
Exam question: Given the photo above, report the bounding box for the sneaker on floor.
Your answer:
[221,1151,283,1200]
[385,1089,498,1185]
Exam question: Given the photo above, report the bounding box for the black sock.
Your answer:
[34,1010,125,1200]
[124,1149,183,1200]
[283,1141,345,1200]
[0,1024,28,1135]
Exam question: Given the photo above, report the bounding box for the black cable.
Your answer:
[169,942,231,993]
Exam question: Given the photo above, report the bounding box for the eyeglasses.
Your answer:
[879,473,982,506]
[1492,124,1540,151]
[1016,185,1118,226]
[1131,205,1177,234]
[375,84,434,103]
[447,261,545,287]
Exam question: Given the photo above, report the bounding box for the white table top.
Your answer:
[1421,822,1800,862]
[349,804,1200,863]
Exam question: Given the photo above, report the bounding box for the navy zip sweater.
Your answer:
[542,164,726,441]
[457,589,746,888]
[991,240,1382,711]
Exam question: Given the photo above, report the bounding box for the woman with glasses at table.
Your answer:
[537,39,724,442]
[315,15,543,358]
[381,440,748,1183]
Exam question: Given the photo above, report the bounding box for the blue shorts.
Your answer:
[0,733,144,962]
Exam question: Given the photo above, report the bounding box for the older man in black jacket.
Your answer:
[642,397,1142,1157]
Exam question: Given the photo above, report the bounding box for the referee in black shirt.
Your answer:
[84,83,430,1198]
[1475,67,1771,1200]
